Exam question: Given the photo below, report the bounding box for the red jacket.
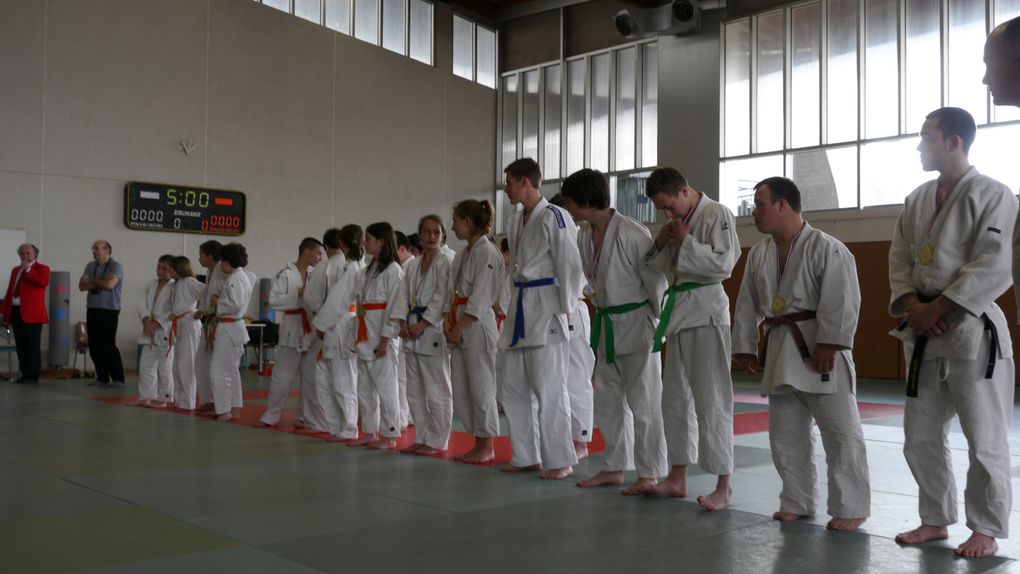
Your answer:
[1,263,50,324]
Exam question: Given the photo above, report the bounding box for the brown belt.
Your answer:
[760,311,817,367]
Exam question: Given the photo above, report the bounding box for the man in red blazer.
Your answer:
[0,244,50,384]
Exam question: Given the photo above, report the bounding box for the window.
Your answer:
[409,0,433,64]
[382,0,407,55]
[721,0,1020,215]
[354,0,379,44]
[325,0,351,33]
[453,16,497,89]
[295,0,322,23]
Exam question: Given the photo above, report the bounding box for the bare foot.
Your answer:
[576,470,625,488]
[895,524,949,545]
[574,441,589,461]
[216,413,232,422]
[416,446,445,456]
[501,464,541,473]
[132,400,151,407]
[295,427,321,435]
[640,480,687,498]
[293,420,305,429]
[698,487,732,511]
[827,517,866,531]
[623,477,658,496]
[231,407,241,417]
[349,434,377,447]
[367,438,397,450]
[955,533,998,558]
[400,443,424,454]
[773,511,811,522]
[196,403,215,414]
[325,435,344,443]
[457,449,495,464]
[540,467,574,480]
[255,421,273,428]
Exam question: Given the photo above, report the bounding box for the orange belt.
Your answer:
[448,296,469,329]
[206,316,240,348]
[167,310,194,357]
[356,303,388,343]
[284,308,312,334]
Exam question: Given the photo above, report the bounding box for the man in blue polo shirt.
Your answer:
[79,240,125,388]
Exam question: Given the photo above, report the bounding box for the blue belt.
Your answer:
[511,277,558,347]
[407,306,428,323]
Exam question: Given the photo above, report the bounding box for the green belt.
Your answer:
[652,282,720,352]
[591,300,649,364]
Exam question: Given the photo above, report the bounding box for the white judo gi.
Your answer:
[393,253,453,450]
[397,255,416,428]
[210,267,254,416]
[733,222,870,519]
[260,263,316,428]
[566,298,595,445]
[889,167,1016,539]
[644,195,739,477]
[169,277,202,410]
[494,259,512,396]
[311,256,365,439]
[137,278,175,403]
[297,256,343,432]
[354,261,404,439]
[498,198,585,470]
[448,236,503,439]
[582,211,669,479]
[195,264,227,407]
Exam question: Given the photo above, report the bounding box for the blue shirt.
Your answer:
[84,259,124,310]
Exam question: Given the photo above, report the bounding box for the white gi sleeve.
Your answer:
[465,245,501,320]
[268,267,294,310]
[814,241,860,349]
[732,249,763,357]
[550,208,584,315]
[675,209,740,281]
[381,263,404,340]
[423,256,450,327]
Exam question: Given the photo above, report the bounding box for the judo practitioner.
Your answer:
[559,169,669,495]
[639,168,739,510]
[890,107,1015,558]
[166,256,202,411]
[732,176,870,531]
[311,225,366,442]
[135,254,175,407]
[394,215,454,455]
[195,240,227,414]
[209,242,255,422]
[446,199,503,463]
[257,238,323,429]
[498,157,585,480]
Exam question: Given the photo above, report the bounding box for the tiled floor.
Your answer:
[2,373,1019,573]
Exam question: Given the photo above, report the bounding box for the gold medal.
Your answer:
[917,243,935,266]
[513,261,520,273]
[771,294,787,314]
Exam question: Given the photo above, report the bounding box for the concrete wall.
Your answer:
[0,0,496,369]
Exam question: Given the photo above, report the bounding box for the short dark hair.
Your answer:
[298,237,323,256]
[339,224,364,262]
[926,107,977,154]
[500,237,509,253]
[645,168,689,198]
[221,242,249,268]
[407,233,422,252]
[395,231,410,251]
[754,176,802,213]
[200,240,223,261]
[548,193,566,208]
[322,228,343,250]
[504,158,542,189]
[158,253,174,265]
[561,169,610,210]
[996,16,1020,58]
[453,199,495,236]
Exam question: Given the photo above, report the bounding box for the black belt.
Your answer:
[899,294,997,397]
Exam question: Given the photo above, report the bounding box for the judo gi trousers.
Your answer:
[566,336,595,443]
[138,344,174,403]
[595,349,669,478]
[662,324,734,475]
[315,354,359,439]
[260,346,304,426]
[501,337,578,470]
[903,338,1014,538]
[405,351,453,450]
[358,343,401,439]
[172,318,201,410]
[451,345,500,438]
[210,338,244,416]
[298,339,329,432]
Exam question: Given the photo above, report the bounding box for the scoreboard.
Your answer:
[124,182,246,236]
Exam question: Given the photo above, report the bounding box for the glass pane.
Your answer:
[860,136,928,206]
[540,181,561,201]
[263,0,290,12]
[719,155,785,215]
[994,2,1020,121]
[522,70,540,163]
[544,65,562,180]
[590,53,611,172]
[615,47,637,171]
[791,3,821,148]
[724,20,751,157]
[827,0,858,143]
[972,123,1020,189]
[613,172,663,224]
[785,146,858,211]
[354,0,379,44]
[496,188,519,235]
[325,0,351,34]
[947,0,987,124]
[501,75,518,172]
[566,59,586,175]
[295,0,321,23]
[865,0,899,138]
[642,44,658,167]
[477,26,497,89]
[382,0,406,55]
[757,11,785,152]
[453,15,474,80]
[905,0,941,133]
[409,0,432,64]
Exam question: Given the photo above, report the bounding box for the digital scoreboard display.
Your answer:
[124,182,246,236]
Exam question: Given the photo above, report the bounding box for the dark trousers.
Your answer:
[86,307,124,383]
[11,307,42,381]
